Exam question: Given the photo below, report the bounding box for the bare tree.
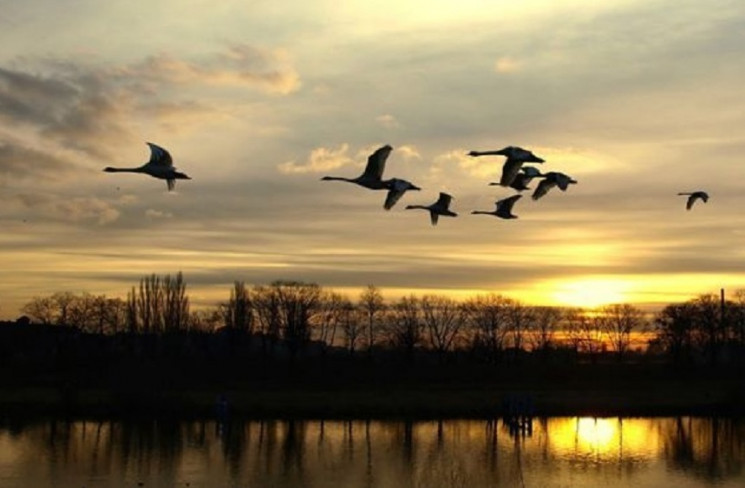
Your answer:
[189,307,223,332]
[690,293,725,365]
[21,296,57,325]
[421,294,463,360]
[163,272,189,332]
[135,274,164,333]
[224,281,254,332]
[529,306,562,354]
[463,294,511,363]
[386,295,424,360]
[272,281,322,359]
[126,286,138,333]
[506,299,533,352]
[253,284,282,355]
[731,289,745,349]
[564,308,604,359]
[51,292,77,326]
[598,303,646,360]
[654,302,696,364]
[341,301,364,356]
[122,272,189,334]
[313,291,349,349]
[359,284,384,356]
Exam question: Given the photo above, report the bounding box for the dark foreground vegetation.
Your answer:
[2,273,745,419]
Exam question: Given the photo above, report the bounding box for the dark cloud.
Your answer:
[0,141,83,180]
[0,43,300,164]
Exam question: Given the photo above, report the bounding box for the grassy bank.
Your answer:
[2,377,744,419]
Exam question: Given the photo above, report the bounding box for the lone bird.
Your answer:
[104,142,190,191]
[406,192,458,226]
[678,191,709,210]
[321,145,392,190]
[383,178,421,210]
[468,146,545,187]
[532,171,577,200]
[472,194,522,219]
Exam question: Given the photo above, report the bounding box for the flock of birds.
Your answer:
[320,144,580,224]
[102,142,709,224]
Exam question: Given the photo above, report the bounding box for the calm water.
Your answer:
[0,416,744,487]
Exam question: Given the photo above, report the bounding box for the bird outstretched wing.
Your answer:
[146,142,173,167]
[362,145,392,181]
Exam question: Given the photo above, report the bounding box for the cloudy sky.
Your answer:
[2,0,745,317]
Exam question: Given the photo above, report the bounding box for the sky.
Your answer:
[2,0,745,318]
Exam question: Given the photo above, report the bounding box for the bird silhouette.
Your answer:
[472,194,522,219]
[468,146,545,187]
[103,142,190,191]
[406,192,458,225]
[678,191,709,210]
[321,145,392,190]
[490,166,543,191]
[532,171,577,200]
[383,178,421,210]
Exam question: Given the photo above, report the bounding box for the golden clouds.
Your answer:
[123,45,301,95]
[277,144,354,174]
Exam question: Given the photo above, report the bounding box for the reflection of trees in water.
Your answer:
[5,417,745,487]
[661,417,745,481]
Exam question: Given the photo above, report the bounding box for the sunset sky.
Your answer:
[2,0,745,318]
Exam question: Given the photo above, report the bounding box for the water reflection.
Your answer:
[1,417,744,487]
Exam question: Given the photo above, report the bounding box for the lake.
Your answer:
[1,416,743,487]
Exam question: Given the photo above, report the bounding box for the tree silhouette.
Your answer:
[223,281,253,333]
[386,295,424,360]
[655,303,696,364]
[463,294,511,363]
[421,294,463,361]
[359,285,384,357]
[598,303,646,360]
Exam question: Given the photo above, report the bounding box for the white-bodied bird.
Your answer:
[468,146,545,187]
[103,142,190,191]
[383,178,421,210]
[406,192,458,226]
[472,194,522,220]
[678,191,709,210]
[490,166,543,191]
[321,145,392,190]
[532,171,577,200]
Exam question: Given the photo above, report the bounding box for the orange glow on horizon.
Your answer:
[549,278,632,308]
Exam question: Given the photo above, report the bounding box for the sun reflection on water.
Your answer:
[548,417,659,463]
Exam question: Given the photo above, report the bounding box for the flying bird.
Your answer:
[383,178,421,210]
[532,171,577,200]
[321,145,392,190]
[490,166,543,191]
[472,194,522,219]
[468,146,545,187]
[103,142,190,191]
[406,192,458,226]
[678,191,709,210]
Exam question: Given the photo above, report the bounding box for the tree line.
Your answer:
[11,272,745,365]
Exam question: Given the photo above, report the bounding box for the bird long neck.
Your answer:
[104,166,145,173]
[471,150,503,156]
[322,176,355,182]
[471,211,492,215]
[406,205,429,210]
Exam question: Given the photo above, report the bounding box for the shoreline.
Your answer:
[2,382,744,420]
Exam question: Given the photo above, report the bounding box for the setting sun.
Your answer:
[550,278,632,308]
